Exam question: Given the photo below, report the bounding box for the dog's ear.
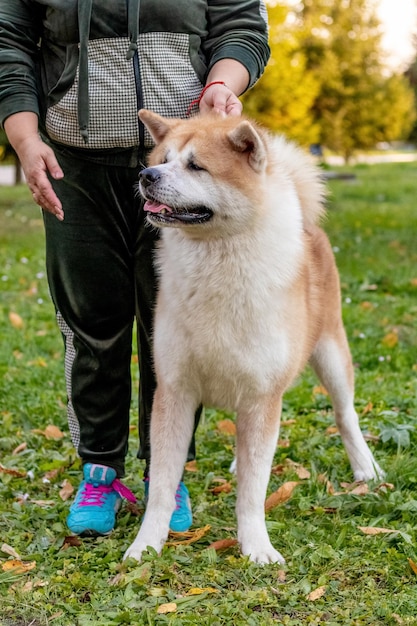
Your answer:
[227,121,267,173]
[138,109,177,144]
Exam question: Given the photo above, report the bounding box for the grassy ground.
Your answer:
[1,162,417,625]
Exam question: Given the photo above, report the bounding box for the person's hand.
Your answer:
[17,135,64,221]
[199,83,243,117]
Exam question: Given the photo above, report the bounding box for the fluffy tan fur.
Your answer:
[124,111,383,565]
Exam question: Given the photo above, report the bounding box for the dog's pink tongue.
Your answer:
[144,200,172,213]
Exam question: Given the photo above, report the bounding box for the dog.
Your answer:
[124,110,383,565]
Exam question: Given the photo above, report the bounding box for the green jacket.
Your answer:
[0,0,269,151]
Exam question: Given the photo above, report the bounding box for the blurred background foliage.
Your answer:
[242,0,417,161]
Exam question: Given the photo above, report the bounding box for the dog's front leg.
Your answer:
[123,388,196,562]
[236,397,285,565]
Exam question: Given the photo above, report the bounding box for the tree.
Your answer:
[244,0,416,160]
[242,3,321,146]
[292,0,416,160]
[405,49,417,142]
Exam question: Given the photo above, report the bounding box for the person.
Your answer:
[0,0,270,537]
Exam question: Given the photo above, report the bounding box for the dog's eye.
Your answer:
[187,161,205,172]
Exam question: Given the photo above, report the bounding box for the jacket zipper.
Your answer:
[133,50,145,147]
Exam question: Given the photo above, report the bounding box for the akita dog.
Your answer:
[124,110,383,564]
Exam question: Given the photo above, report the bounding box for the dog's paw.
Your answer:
[241,540,285,565]
[353,461,385,483]
[123,540,158,563]
[123,544,144,563]
[123,530,165,563]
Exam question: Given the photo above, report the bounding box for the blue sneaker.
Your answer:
[67,463,136,536]
[144,478,193,532]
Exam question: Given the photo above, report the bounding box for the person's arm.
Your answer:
[200,0,270,116]
[4,112,64,220]
[0,3,64,219]
[199,59,249,116]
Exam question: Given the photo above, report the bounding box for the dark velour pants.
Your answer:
[43,145,199,477]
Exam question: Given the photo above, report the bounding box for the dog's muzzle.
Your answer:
[139,167,213,225]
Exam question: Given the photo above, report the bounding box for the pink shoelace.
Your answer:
[78,479,136,508]
[174,485,185,511]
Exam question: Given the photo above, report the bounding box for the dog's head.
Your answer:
[138,110,270,238]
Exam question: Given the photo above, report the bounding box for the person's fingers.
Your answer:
[225,98,243,116]
[30,173,64,220]
[22,143,65,220]
[199,85,242,117]
[43,150,64,181]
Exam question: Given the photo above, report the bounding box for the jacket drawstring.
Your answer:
[77,0,93,144]
[126,0,140,60]
[77,0,140,144]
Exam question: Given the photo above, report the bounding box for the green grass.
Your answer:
[1,163,417,625]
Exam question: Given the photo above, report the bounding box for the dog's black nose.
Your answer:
[140,167,161,187]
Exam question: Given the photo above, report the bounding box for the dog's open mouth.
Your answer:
[144,200,213,225]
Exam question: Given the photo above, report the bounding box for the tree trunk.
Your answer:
[14,153,22,185]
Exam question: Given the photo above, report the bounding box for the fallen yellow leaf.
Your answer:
[360,301,374,310]
[381,331,398,348]
[167,524,211,546]
[44,424,65,439]
[30,500,55,507]
[157,602,177,614]
[59,479,74,501]
[0,464,26,478]
[186,587,218,595]
[20,580,48,593]
[326,426,339,435]
[9,311,24,329]
[277,569,286,583]
[210,481,232,494]
[358,526,398,535]
[12,442,27,456]
[284,459,310,479]
[207,538,238,551]
[281,419,296,427]
[2,560,36,574]
[307,586,326,601]
[32,425,65,440]
[217,419,236,436]
[408,558,417,576]
[351,483,369,495]
[313,385,328,396]
[362,401,373,415]
[375,482,395,492]
[43,468,60,481]
[1,544,21,559]
[185,460,198,472]
[265,481,299,511]
[277,439,290,448]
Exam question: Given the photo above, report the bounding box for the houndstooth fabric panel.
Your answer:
[56,312,80,451]
[46,34,202,149]
[46,37,139,149]
[138,32,203,141]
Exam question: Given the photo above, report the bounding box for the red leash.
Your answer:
[186,81,226,116]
